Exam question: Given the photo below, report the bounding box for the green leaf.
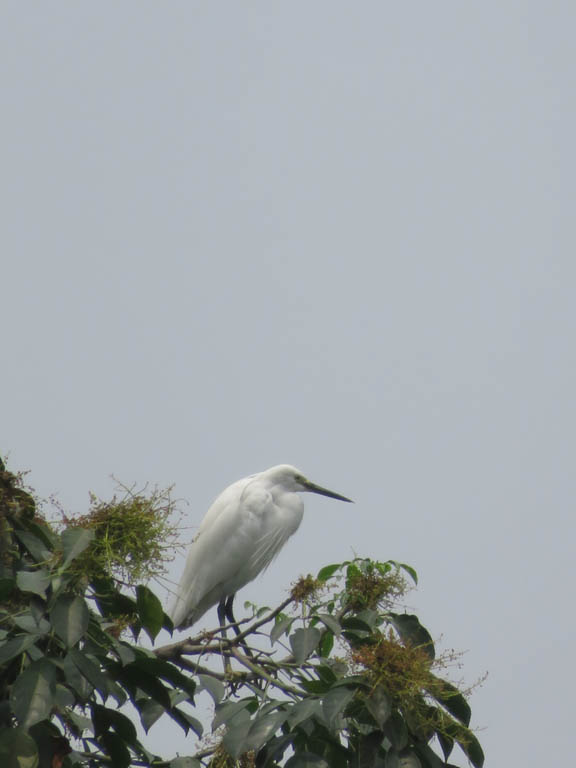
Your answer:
[0,727,39,768]
[354,608,379,629]
[54,684,75,710]
[173,709,203,738]
[99,731,131,768]
[138,698,165,732]
[26,522,58,550]
[317,563,341,582]
[436,728,454,761]
[399,562,418,584]
[63,651,93,700]
[12,614,50,635]
[285,754,329,768]
[242,710,288,752]
[382,711,408,751]
[453,727,484,768]
[16,570,51,598]
[427,676,471,726]
[319,631,334,658]
[50,595,90,648]
[170,759,202,768]
[14,531,52,563]
[0,578,15,600]
[388,613,435,660]
[316,613,341,635]
[256,702,290,723]
[286,697,321,727]
[132,655,196,699]
[0,634,37,665]
[221,717,253,759]
[375,561,393,576]
[365,684,392,728]
[29,597,46,624]
[85,615,115,652]
[27,722,68,768]
[322,685,355,730]
[270,614,294,645]
[331,674,371,689]
[136,585,164,642]
[92,704,138,744]
[213,699,255,729]
[10,658,57,728]
[169,688,188,706]
[413,742,447,768]
[298,679,332,695]
[27,643,46,663]
[384,748,400,768]
[340,615,374,633]
[356,731,387,768]
[220,704,275,757]
[61,708,93,736]
[113,641,136,666]
[162,611,174,632]
[91,576,138,618]
[290,627,322,663]
[10,488,36,519]
[346,562,362,582]
[467,734,485,768]
[166,706,195,734]
[315,665,338,686]
[197,674,225,704]
[114,663,171,708]
[60,528,95,568]
[97,668,128,706]
[67,648,122,704]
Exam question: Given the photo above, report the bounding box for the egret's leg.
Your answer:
[223,595,237,627]
[217,598,231,674]
[217,598,228,634]
[224,595,255,660]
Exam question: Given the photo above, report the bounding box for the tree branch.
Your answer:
[154,597,294,661]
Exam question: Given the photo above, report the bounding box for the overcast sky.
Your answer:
[3,3,575,765]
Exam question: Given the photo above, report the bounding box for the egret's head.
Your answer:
[263,464,353,502]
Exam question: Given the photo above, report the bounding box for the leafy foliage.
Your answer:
[0,457,484,768]
[59,483,181,586]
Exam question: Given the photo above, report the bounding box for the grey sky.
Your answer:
[3,3,575,765]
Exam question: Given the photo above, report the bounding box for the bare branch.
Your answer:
[229,647,303,697]
[154,596,294,661]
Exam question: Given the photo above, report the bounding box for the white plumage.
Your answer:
[169,464,352,629]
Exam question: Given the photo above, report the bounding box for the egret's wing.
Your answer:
[249,517,299,575]
[195,476,253,535]
[169,479,272,627]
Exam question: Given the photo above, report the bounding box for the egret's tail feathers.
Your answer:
[168,593,190,629]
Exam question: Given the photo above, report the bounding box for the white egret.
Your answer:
[169,464,352,630]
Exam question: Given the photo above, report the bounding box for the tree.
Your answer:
[0,457,484,768]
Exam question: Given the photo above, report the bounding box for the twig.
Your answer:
[232,597,294,643]
[154,597,294,660]
[229,647,303,697]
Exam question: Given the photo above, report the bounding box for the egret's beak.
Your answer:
[303,479,353,503]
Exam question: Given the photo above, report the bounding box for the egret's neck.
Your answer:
[270,486,304,517]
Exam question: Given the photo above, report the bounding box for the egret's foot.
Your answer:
[224,667,249,694]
